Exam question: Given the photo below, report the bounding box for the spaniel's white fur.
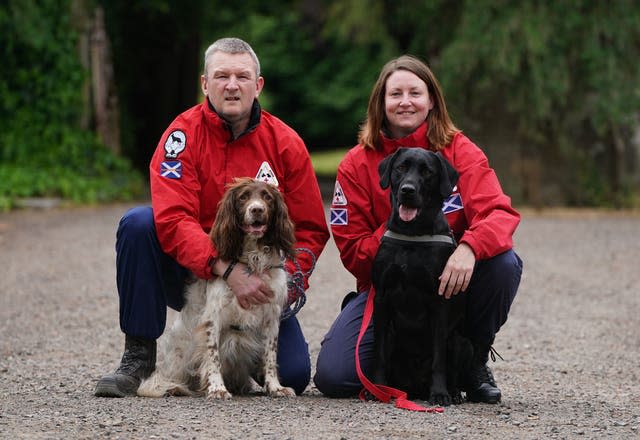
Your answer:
[137,178,297,399]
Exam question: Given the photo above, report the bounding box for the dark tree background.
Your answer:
[1,0,639,208]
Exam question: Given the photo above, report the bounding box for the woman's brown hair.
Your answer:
[358,55,459,151]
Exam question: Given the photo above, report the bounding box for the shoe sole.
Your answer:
[466,391,501,404]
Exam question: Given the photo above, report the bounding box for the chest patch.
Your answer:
[164,130,186,159]
[442,187,463,214]
[330,208,348,226]
[255,161,279,187]
[332,180,347,206]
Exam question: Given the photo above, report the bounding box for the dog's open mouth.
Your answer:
[243,221,267,236]
[399,204,419,222]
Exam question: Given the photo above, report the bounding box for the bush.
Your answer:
[0,0,144,210]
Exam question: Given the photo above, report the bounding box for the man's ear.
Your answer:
[436,153,459,198]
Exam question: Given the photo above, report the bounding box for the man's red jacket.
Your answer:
[150,100,329,285]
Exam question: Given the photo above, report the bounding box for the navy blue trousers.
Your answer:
[115,206,311,394]
[313,249,523,397]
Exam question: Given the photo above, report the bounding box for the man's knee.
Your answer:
[277,317,311,395]
[118,206,154,237]
[278,354,311,395]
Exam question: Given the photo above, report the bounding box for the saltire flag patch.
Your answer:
[330,208,348,226]
[161,161,182,179]
[442,193,463,214]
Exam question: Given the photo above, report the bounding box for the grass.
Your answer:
[309,148,348,177]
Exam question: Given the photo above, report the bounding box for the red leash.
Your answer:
[354,287,444,413]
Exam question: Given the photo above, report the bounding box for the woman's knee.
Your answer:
[481,250,522,280]
[314,350,351,398]
[314,348,364,398]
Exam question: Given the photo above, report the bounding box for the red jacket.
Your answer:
[330,122,520,292]
[150,99,329,284]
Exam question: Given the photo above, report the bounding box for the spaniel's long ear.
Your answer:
[435,153,459,198]
[211,183,244,261]
[379,149,402,189]
[268,186,296,259]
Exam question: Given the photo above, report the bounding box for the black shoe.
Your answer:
[464,343,503,404]
[94,335,156,398]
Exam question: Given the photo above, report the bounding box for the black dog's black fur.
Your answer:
[371,147,472,406]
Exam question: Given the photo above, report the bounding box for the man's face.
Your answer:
[201,52,264,129]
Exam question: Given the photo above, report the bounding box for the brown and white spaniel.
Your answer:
[138,177,297,399]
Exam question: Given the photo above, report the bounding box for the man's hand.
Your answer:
[212,260,274,309]
[438,243,476,299]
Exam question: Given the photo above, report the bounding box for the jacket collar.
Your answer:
[380,122,429,155]
[206,98,262,140]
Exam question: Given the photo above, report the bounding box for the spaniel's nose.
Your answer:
[250,205,265,215]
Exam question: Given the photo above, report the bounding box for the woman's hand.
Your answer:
[438,243,476,299]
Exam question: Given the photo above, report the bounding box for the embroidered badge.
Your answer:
[332,180,347,206]
[164,130,186,159]
[330,208,348,226]
[442,192,463,214]
[255,161,279,187]
[161,161,182,179]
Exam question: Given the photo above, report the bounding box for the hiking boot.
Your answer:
[464,342,502,404]
[94,335,156,398]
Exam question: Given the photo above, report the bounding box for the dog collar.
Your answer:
[383,230,455,245]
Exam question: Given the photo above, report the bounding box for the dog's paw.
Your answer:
[450,390,464,405]
[265,380,296,398]
[268,386,296,398]
[207,387,232,400]
[429,391,452,407]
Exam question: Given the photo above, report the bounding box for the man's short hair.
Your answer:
[203,37,261,78]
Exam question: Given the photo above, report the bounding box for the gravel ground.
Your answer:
[1,203,639,439]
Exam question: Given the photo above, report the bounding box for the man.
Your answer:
[94,38,329,397]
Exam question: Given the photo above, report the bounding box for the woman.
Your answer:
[314,55,523,404]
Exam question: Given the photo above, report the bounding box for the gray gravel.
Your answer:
[1,203,639,439]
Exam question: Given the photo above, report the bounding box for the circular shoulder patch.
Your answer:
[164,130,186,159]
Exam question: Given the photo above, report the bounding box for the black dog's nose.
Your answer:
[400,184,416,195]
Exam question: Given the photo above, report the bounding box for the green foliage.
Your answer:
[436,1,640,205]
[310,148,348,177]
[203,2,396,149]
[440,1,640,137]
[0,0,144,209]
[6,1,638,208]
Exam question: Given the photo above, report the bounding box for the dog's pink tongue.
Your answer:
[245,224,267,235]
[399,205,418,222]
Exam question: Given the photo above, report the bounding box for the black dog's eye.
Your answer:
[396,164,407,173]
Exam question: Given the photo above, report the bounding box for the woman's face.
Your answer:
[384,70,433,139]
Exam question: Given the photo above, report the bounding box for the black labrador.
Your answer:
[371,147,472,406]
